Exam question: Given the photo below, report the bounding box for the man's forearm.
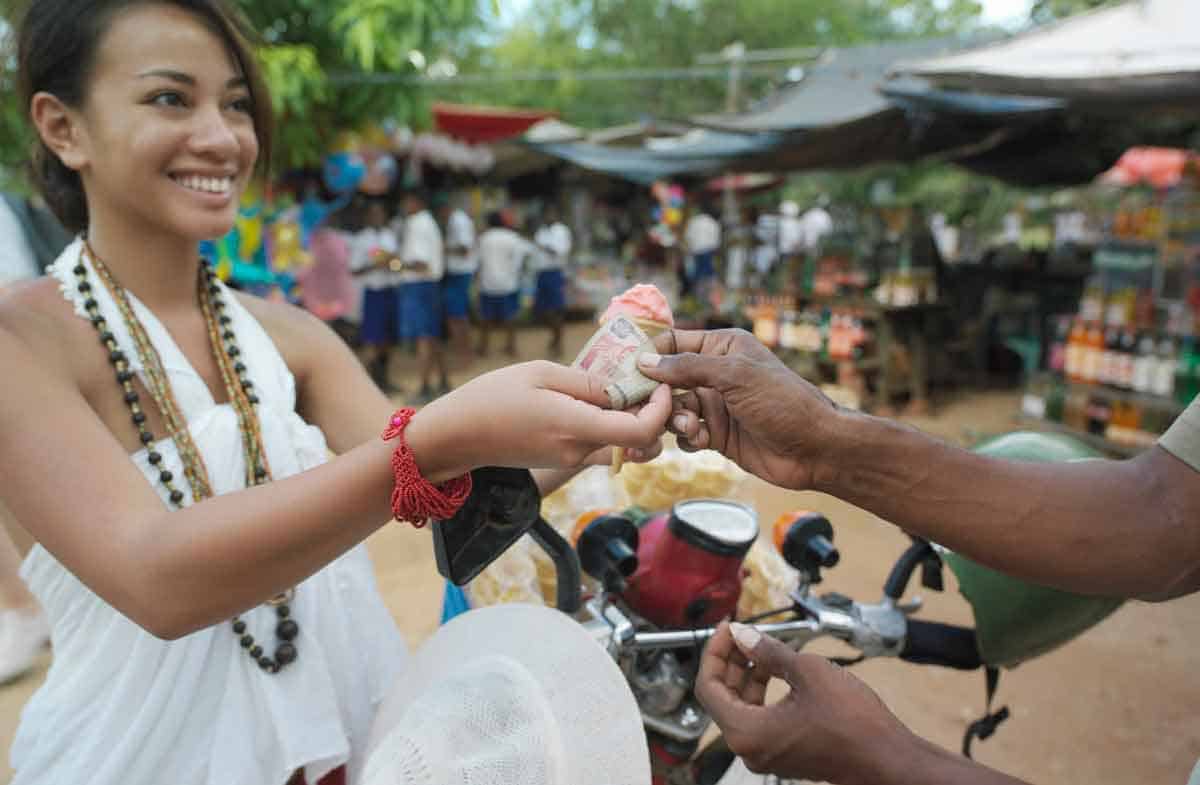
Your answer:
[867,734,1031,785]
[814,409,1196,599]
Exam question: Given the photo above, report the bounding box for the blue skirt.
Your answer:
[534,269,566,313]
[398,281,443,340]
[441,272,473,319]
[359,286,398,345]
[479,291,520,323]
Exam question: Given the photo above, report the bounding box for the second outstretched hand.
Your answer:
[637,329,839,491]
[697,622,1033,785]
[407,360,673,483]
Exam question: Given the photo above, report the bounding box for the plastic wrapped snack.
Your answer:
[619,445,747,512]
[465,540,544,608]
[737,541,801,623]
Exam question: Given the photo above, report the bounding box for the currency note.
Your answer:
[572,315,659,410]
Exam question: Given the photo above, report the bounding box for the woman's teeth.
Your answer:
[173,175,232,194]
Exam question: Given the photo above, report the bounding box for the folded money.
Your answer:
[572,314,659,410]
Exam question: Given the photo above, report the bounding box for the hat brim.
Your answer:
[363,603,651,785]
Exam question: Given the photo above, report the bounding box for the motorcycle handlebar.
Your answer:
[899,619,982,670]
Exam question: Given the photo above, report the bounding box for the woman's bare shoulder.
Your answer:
[0,277,82,371]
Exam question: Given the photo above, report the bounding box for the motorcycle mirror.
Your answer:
[431,467,542,586]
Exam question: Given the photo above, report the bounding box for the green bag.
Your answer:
[944,431,1124,668]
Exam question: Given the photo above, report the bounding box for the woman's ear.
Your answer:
[30,92,89,172]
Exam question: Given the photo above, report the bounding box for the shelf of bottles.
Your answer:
[745,293,877,364]
[1022,187,1200,453]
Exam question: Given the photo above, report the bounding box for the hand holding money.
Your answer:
[571,314,660,410]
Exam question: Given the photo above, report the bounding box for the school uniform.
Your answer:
[476,227,534,322]
[533,222,571,314]
[350,226,401,346]
[397,209,445,340]
[441,209,477,319]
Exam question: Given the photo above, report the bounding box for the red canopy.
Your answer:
[1099,147,1199,189]
[431,102,558,145]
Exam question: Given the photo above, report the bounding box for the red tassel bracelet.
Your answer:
[381,408,472,528]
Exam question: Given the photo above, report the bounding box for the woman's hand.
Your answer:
[637,329,840,491]
[407,361,672,482]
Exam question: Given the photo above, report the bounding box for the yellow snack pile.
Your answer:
[620,447,747,511]
[736,541,801,622]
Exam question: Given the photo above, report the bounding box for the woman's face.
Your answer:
[73,4,259,242]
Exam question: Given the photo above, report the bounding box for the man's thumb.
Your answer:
[729,622,803,682]
[638,351,725,390]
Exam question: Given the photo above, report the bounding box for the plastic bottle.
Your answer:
[1153,337,1177,399]
[1132,331,1157,393]
[1082,322,1104,384]
[1065,319,1085,382]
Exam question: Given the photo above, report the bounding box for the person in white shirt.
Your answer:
[799,199,834,252]
[683,205,720,297]
[533,204,572,358]
[778,200,803,257]
[476,211,535,358]
[436,194,476,358]
[398,191,448,403]
[350,200,402,392]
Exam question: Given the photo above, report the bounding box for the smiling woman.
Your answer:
[0,2,670,784]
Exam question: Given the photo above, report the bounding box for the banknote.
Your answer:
[572,315,659,410]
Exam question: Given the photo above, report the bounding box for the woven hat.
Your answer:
[360,604,650,785]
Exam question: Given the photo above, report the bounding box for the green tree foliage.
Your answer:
[1030,0,1114,24]
[439,0,983,126]
[0,0,480,185]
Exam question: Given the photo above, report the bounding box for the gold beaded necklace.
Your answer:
[75,242,298,673]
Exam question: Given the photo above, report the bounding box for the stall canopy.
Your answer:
[892,0,1200,102]
[523,128,784,185]
[432,102,559,144]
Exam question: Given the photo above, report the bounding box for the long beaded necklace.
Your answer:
[73,242,299,673]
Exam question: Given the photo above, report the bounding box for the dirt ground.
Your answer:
[1,321,1197,784]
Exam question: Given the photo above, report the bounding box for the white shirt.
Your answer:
[778,214,804,255]
[16,240,408,785]
[0,198,39,288]
[684,214,721,256]
[799,207,833,250]
[476,227,534,295]
[444,209,477,275]
[350,226,401,291]
[400,209,444,283]
[534,222,572,271]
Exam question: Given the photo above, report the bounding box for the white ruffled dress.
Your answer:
[11,240,407,785]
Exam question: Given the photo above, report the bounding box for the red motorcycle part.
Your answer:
[623,500,758,629]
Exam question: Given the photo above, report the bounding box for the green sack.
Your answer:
[943,431,1124,668]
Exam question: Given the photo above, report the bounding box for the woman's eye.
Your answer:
[228,96,254,114]
[149,92,187,108]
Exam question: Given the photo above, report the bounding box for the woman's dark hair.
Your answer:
[16,0,274,233]
[486,210,505,229]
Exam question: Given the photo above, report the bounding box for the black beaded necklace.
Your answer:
[73,245,299,673]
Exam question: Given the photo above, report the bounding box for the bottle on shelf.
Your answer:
[1065,318,1086,382]
[1082,321,1104,384]
[1153,336,1177,399]
[1048,317,1069,374]
[1099,325,1120,387]
[1117,329,1137,390]
[1132,331,1157,394]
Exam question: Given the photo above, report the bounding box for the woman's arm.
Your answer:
[0,311,668,640]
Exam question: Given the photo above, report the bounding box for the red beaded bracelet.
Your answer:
[381,408,473,528]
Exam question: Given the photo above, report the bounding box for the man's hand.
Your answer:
[637,329,839,490]
[696,621,913,784]
[698,622,1035,785]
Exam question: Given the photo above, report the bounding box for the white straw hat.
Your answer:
[360,604,651,785]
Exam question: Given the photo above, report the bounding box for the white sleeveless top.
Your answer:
[12,240,407,785]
